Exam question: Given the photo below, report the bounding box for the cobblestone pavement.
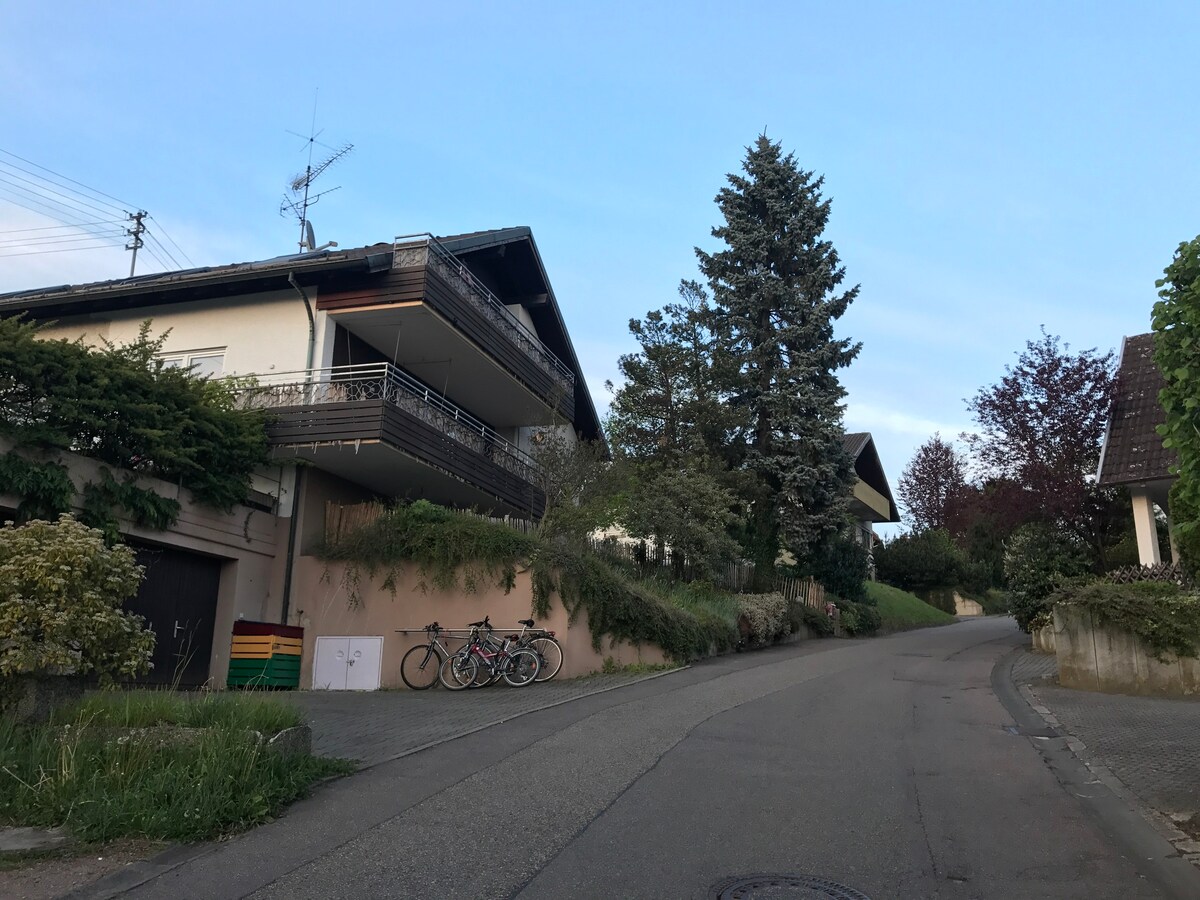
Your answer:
[1010,649,1200,819]
[283,671,676,765]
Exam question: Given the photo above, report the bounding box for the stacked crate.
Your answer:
[227,621,304,689]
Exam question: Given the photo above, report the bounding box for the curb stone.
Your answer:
[1014,668,1200,871]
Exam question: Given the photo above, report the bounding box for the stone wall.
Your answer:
[1053,604,1200,696]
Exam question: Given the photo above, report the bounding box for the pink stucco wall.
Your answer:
[291,556,669,689]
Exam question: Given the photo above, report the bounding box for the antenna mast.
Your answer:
[280,95,353,252]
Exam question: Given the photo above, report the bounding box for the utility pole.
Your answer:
[126,210,147,276]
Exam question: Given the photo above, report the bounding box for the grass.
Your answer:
[867,581,957,631]
[0,690,352,843]
[599,657,676,676]
[49,689,304,733]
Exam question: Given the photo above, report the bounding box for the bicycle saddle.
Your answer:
[519,618,535,627]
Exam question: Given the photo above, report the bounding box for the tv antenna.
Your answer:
[280,92,352,252]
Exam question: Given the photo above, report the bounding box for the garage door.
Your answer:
[125,543,223,687]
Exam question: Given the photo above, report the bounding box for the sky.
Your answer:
[3,1,1198,531]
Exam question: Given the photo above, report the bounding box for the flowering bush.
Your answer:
[736,592,790,646]
[0,515,154,683]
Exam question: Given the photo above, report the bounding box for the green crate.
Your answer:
[227,656,300,688]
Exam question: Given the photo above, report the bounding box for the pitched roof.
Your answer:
[1096,332,1176,486]
[842,431,901,522]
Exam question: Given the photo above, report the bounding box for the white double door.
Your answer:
[312,636,383,690]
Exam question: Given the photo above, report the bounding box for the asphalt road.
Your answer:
[107,618,1200,899]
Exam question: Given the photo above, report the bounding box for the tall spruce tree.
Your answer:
[696,135,860,579]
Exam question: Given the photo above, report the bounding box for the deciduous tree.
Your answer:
[1152,234,1200,571]
[897,433,968,533]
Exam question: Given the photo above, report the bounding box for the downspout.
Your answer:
[280,273,317,626]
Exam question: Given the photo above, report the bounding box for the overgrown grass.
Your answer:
[867,581,957,631]
[1,691,352,843]
[50,690,304,733]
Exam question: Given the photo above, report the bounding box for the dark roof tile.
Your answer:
[1097,333,1176,486]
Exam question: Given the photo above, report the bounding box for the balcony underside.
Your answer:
[333,303,562,428]
[319,261,575,422]
[268,400,545,519]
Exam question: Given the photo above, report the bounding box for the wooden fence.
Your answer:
[1104,562,1193,588]
[323,500,824,605]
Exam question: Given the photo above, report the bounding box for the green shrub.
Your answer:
[875,529,964,592]
[1052,580,1200,660]
[736,592,790,645]
[841,602,881,636]
[797,604,836,636]
[809,535,868,603]
[0,515,153,685]
[1004,523,1090,632]
[320,503,739,662]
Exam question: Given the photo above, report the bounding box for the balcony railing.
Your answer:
[393,233,575,394]
[237,363,541,484]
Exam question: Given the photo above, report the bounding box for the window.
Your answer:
[159,350,225,379]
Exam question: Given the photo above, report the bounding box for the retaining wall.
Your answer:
[1053,604,1200,697]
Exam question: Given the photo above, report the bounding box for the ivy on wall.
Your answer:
[318,500,739,661]
[0,317,269,536]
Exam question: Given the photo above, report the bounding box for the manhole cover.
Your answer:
[710,874,871,899]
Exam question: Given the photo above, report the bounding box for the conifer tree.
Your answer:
[696,135,860,578]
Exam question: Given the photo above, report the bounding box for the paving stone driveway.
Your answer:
[283,671,674,766]
[1011,650,1200,818]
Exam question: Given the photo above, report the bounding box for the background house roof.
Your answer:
[1096,332,1177,487]
[843,431,901,523]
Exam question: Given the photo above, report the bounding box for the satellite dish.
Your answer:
[303,221,316,252]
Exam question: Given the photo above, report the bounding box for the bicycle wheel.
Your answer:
[528,636,563,682]
[438,653,477,691]
[400,644,442,690]
[502,648,540,687]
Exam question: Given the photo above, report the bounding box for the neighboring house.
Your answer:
[1096,332,1177,566]
[842,432,901,572]
[0,228,602,687]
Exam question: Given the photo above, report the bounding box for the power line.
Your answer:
[0,219,123,235]
[0,149,194,271]
[0,233,126,248]
[143,226,182,270]
[0,180,128,234]
[147,215,194,268]
[0,242,119,258]
[0,194,127,246]
[0,147,135,211]
[0,167,124,220]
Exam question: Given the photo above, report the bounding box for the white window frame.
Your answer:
[158,348,226,378]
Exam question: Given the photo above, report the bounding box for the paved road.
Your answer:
[104,618,1200,899]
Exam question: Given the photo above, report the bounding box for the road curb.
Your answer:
[992,646,1200,899]
[60,665,691,900]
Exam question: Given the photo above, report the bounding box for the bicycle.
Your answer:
[438,618,540,689]
[399,622,457,690]
[513,618,564,682]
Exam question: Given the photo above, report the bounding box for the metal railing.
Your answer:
[236,363,541,483]
[393,233,575,393]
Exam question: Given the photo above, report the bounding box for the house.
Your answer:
[842,432,901,571]
[0,228,603,687]
[1096,332,1177,566]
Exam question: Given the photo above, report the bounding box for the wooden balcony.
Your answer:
[239,364,545,519]
[315,235,575,423]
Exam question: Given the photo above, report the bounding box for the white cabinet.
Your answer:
[312,636,383,690]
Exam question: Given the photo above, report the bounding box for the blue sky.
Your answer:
[3,1,1198,525]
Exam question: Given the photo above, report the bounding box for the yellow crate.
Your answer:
[270,643,302,656]
[230,650,274,660]
[232,636,273,651]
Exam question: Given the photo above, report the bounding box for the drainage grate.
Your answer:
[710,874,872,899]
